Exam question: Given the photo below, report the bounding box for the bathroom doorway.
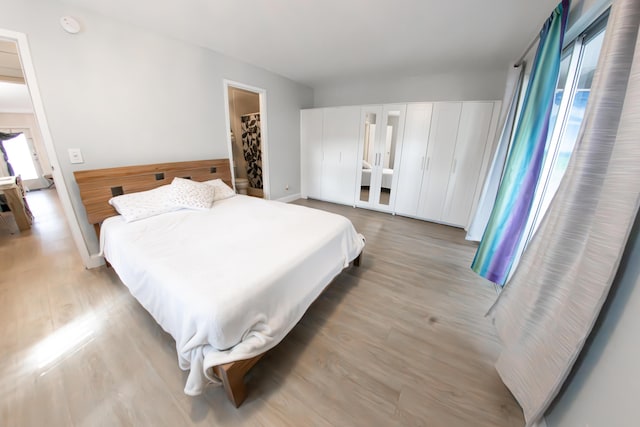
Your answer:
[224,81,269,199]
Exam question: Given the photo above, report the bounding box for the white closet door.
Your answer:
[321,106,360,205]
[442,102,497,227]
[394,103,433,216]
[355,105,383,209]
[300,109,324,199]
[417,102,462,221]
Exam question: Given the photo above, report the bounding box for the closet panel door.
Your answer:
[375,104,407,211]
[321,106,361,205]
[300,108,324,199]
[442,102,496,227]
[356,106,383,208]
[394,103,433,217]
[417,102,462,221]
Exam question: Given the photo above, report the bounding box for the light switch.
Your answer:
[68,148,84,164]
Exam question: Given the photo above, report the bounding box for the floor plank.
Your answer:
[0,191,523,426]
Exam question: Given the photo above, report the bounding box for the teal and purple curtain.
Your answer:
[471,0,570,285]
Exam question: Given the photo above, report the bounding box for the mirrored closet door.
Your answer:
[355,104,406,212]
[356,106,382,206]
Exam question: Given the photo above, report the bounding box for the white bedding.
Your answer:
[100,195,364,396]
[360,168,393,189]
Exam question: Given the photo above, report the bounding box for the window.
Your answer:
[523,11,609,244]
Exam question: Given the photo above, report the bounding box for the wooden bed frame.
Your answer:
[73,158,360,408]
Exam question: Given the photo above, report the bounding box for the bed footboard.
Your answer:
[212,353,265,407]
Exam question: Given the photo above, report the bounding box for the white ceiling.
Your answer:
[63,0,561,87]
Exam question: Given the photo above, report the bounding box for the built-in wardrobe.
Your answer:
[300,100,500,229]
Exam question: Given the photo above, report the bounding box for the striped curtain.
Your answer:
[489,0,640,423]
[471,0,570,285]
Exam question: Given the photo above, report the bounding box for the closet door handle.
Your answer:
[340,152,342,162]
[426,157,431,171]
[452,159,457,174]
[420,156,425,170]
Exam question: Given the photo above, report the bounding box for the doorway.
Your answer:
[0,40,54,235]
[224,81,269,199]
[0,30,93,267]
[0,41,51,191]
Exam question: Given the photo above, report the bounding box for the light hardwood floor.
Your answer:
[0,190,524,426]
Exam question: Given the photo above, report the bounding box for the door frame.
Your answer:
[0,29,94,267]
[222,79,270,199]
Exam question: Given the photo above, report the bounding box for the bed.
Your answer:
[360,167,394,189]
[73,159,364,407]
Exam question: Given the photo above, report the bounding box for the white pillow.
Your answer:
[109,185,178,222]
[169,177,216,210]
[204,179,237,201]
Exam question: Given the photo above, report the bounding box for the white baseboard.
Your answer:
[276,193,301,203]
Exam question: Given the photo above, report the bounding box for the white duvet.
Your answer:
[101,195,364,395]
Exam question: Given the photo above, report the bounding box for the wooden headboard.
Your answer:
[74,159,232,228]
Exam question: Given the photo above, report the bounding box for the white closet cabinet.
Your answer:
[394,103,433,216]
[300,108,323,199]
[300,106,360,205]
[394,101,499,228]
[416,102,463,222]
[321,107,360,205]
[301,101,499,227]
[441,102,497,226]
[355,104,406,213]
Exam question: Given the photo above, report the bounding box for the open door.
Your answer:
[224,80,269,199]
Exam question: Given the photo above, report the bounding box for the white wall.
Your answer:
[313,69,507,107]
[0,0,312,255]
[545,223,640,426]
